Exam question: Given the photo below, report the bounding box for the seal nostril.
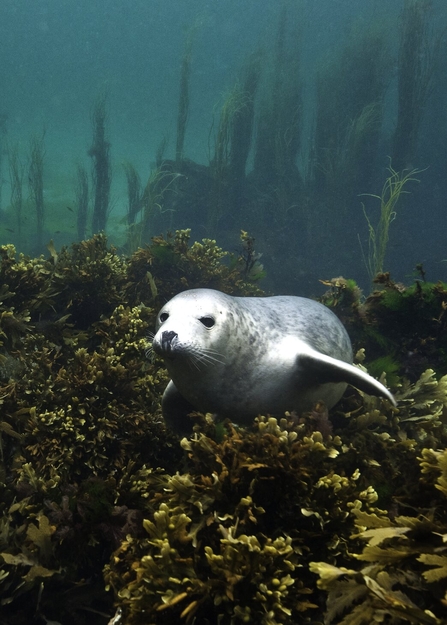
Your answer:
[161,330,178,351]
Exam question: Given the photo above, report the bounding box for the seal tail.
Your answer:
[299,351,397,406]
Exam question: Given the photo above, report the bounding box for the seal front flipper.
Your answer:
[162,380,198,434]
[298,350,397,406]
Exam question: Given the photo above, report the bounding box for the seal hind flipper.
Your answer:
[299,351,397,406]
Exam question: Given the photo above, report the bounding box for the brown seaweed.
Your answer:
[0,233,447,624]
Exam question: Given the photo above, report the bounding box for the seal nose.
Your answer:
[161,330,178,352]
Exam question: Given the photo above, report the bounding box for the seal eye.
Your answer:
[199,316,215,328]
[160,312,169,323]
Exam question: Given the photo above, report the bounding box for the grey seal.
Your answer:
[152,288,396,431]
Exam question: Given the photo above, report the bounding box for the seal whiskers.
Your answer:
[188,347,226,369]
[145,331,156,362]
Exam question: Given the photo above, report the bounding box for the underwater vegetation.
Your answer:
[360,164,421,282]
[2,0,443,295]
[89,92,112,235]
[320,272,447,384]
[175,22,198,165]
[28,132,46,254]
[110,0,441,293]
[0,232,447,623]
[392,0,438,171]
[75,163,89,242]
[0,231,261,622]
[8,144,24,249]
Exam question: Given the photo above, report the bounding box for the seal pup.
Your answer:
[152,288,396,431]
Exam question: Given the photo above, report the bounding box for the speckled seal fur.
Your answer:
[152,288,396,431]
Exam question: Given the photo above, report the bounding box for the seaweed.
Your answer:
[122,161,142,227]
[320,273,447,381]
[125,229,264,308]
[0,232,447,624]
[311,442,447,624]
[392,0,438,170]
[74,163,89,242]
[104,418,345,624]
[366,355,401,387]
[175,24,197,165]
[104,363,447,624]
[8,143,24,247]
[361,164,421,281]
[90,92,111,234]
[0,231,267,623]
[208,85,253,237]
[28,131,46,252]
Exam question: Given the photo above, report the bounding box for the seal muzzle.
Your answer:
[161,330,178,353]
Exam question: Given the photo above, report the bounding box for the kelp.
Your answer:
[320,272,447,381]
[0,231,264,623]
[308,369,447,624]
[311,444,447,624]
[104,418,351,624]
[0,234,447,624]
[104,363,447,624]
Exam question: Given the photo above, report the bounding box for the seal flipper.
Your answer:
[299,351,397,406]
[162,380,197,433]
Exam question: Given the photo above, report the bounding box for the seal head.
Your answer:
[152,288,396,431]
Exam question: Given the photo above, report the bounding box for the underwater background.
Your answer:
[2,1,447,624]
[2,0,447,293]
